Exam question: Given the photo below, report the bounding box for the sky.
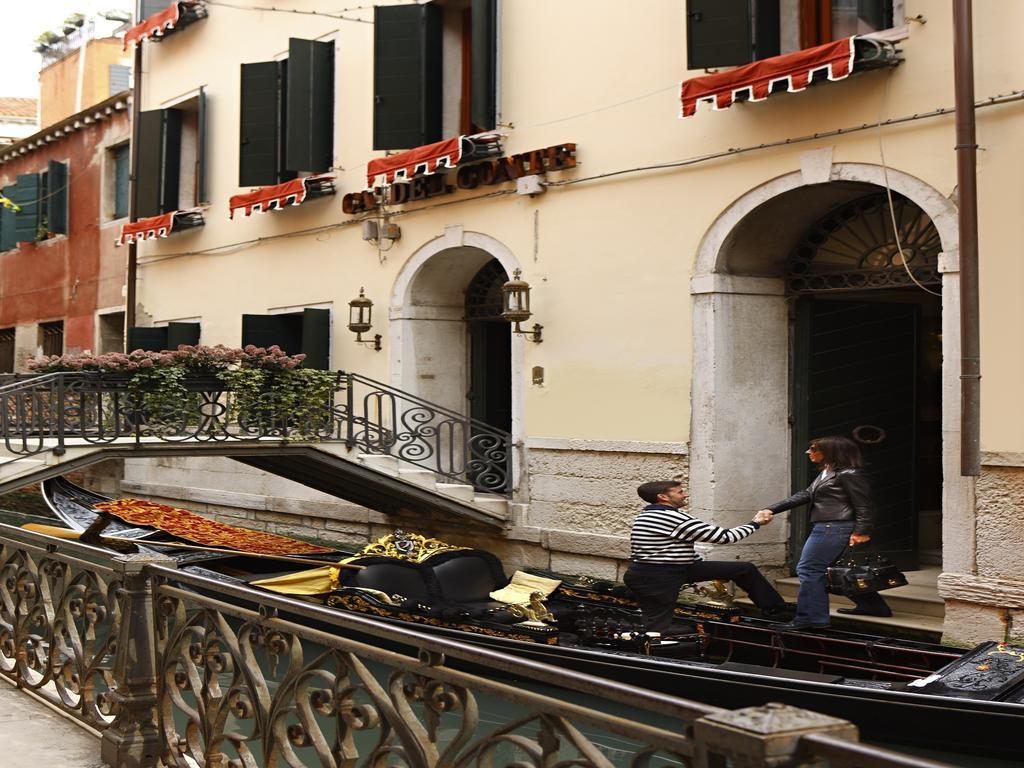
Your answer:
[1,1,132,98]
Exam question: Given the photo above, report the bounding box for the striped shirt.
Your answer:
[630,504,761,564]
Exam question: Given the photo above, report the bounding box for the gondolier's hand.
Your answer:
[754,510,773,525]
[849,533,871,546]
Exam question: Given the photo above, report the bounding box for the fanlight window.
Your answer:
[787,193,942,293]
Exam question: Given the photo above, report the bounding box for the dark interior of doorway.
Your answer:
[790,288,942,572]
[465,259,511,434]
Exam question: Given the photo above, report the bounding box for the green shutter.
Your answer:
[300,308,331,370]
[240,61,289,187]
[114,145,130,218]
[686,0,755,69]
[197,88,208,203]
[166,321,201,349]
[373,3,443,150]
[127,326,168,352]
[47,160,68,234]
[470,0,497,132]
[12,174,40,244]
[286,38,335,173]
[135,109,182,218]
[0,185,16,251]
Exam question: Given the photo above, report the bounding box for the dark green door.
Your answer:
[468,320,511,432]
[792,299,919,570]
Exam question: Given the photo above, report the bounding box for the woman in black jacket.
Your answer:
[758,435,892,630]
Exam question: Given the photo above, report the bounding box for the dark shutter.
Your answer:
[197,87,208,203]
[470,0,497,131]
[109,63,131,95]
[13,174,40,244]
[240,61,287,187]
[166,321,201,349]
[47,160,68,235]
[0,185,16,251]
[137,0,171,21]
[858,0,893,31]
[127,326,168,352]
[755,0,780,61]
[134,108,182,218]
[114,145,131,218]
[286,38,335,173]
[242,313,305,355]
[373,3,443,150]
[300,308,331,370]
[686,0,754,69]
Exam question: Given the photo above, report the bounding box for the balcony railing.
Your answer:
[0,525,954,768]
[0,371,513,495]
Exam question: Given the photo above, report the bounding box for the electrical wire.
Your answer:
[875,70,941,297]
[202,1,372,24]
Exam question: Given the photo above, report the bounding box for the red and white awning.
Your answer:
[228,174,335,219]
[117,208,204,246]
[123,1,200,50]
[366,136,463,189]
[680,37,856,118]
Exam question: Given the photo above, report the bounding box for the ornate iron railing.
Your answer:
[0,526,956,768]
[0,371,514,495]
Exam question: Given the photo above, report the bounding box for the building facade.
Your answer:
[125,0,1024,645]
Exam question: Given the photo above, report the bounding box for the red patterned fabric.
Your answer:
[366,136,463,188]
[124,3,181,50]
[680,37,855,118]
[117,211,176,246]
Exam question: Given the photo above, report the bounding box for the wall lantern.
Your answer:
[501,269,543,343]
[347,288,382,351]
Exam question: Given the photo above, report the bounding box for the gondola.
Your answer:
[37,477,1024,759]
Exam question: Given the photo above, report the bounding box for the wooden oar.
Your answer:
[100,537,366,569]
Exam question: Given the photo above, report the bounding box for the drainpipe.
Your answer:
[953,0,980,476]
[125,40,142,341]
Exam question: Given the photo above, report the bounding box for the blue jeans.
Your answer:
[795,522,853,625]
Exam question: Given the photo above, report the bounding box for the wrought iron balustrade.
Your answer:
[0,371,514,495]
[0,525,957,768]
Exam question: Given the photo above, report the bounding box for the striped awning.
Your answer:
[366,136,464,189]
[680,37,856,118]
[117,208,204,246]
[228,174,335,219]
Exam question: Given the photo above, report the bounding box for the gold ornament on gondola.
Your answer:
[345,530,470,564]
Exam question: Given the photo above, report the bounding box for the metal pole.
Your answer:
[124,41,143,342]
[953,0,981,476]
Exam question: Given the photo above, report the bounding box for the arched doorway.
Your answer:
[689,163,965,577]
[787,192,943,570]
[465,259,512,433]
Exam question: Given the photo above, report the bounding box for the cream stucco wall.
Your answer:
[130,0,1024,637]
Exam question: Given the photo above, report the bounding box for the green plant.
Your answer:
[220,367,336,440]
[35,216,52,242]
[130,365,189,433]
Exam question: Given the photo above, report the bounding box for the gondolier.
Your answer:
[624,480,788,631]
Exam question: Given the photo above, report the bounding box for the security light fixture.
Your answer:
[348,288,381,351]
[501,269,543,342]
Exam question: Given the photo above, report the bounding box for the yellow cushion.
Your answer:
[489,571,562,605]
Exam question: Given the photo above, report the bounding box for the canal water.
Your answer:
[0,501,1018,767]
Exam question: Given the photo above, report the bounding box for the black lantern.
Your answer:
[347,288,381,351]
[501,269,542,342]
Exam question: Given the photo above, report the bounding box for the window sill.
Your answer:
[860,25,909,44]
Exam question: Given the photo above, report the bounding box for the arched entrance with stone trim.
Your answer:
[390,226,526,489]
[689,161,968,576]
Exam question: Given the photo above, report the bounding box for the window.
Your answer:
[127,321,200,352]
[135,90,207,218]
[373,0,497,150]
[0,328,14,373]
[40,320,64,357]
[686,0,897,69]
[112,144,130,219]
[239,38,334,187]
[98,311,125,354]
[241,308,330,369]
[109,63,130,95]
[0,161,69,249]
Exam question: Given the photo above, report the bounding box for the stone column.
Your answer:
[100,552,177,768]
[692,702,857,768]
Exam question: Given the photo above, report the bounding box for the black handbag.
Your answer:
[826,548,908,596]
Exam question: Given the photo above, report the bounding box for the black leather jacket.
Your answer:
[766,468,874,535]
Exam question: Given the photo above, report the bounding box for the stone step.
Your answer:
[470,493,508,517]
[0,458,46,479]
[434,482,476,502]
[774,574,945,618]
[734,595,945,638]
[396,468,437,488]
[356,453,399,476]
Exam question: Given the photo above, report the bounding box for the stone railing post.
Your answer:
[692,703,858,767]
[100,553,177,768]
